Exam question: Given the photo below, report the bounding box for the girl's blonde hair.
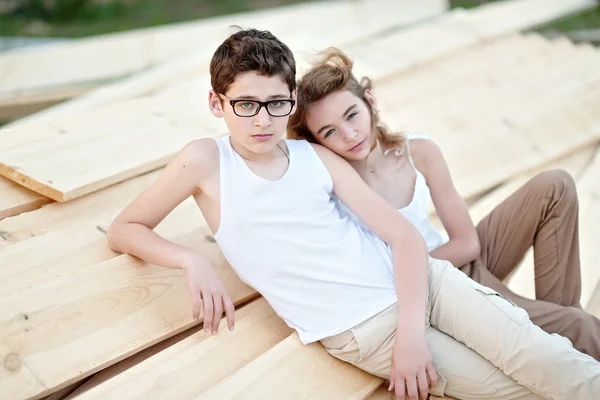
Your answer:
[287,47,405,152]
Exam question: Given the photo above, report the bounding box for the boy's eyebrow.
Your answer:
[231,93,290,100]
[317,104,357,135]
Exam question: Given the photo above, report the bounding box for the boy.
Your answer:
[107,28,600,400]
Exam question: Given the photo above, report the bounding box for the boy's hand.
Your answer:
[182,255,235,334]
[389,333,437,400]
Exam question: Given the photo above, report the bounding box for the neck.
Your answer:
[229,136,287,164]
[350,139,386,174]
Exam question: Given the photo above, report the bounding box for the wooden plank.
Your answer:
[0,0,445,204]
[377,33,600,201]
[0,169,161,247]
[0,223,256,400]
[3,0,446,123]
[577,147,600,310]
[68,298,294,399]
[0,1,312,105]
[6,30,600,204]
[0,177,51,221]
[345,0,597,83]
[198,333,381,400]
[0,97,225,202]
[586,279,600,318]
[2,0,588,209]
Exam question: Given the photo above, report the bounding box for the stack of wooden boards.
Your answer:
[1,0,600,399]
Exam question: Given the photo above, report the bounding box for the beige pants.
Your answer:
[320,257,600,399]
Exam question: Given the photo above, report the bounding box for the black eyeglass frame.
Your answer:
[219,93,296,117]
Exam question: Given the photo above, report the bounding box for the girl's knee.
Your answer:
[531,169,578,205]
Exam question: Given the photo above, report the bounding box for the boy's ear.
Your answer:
[208,90,224,117]
[290,88,298,115]
[364,89,377,110]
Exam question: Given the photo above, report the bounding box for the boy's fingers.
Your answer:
[405,376,418,400]
[191,291,202,320]
[417,370,429,399]
[212,295,223,334]
[223,296,236,330]
[394,377,406,400]
[203,294,214,332]
[426,364,438,389]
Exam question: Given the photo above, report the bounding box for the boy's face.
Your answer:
[209,71,296,153]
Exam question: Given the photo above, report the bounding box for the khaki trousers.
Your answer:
[320,257,600,399]
[462,170,600,361]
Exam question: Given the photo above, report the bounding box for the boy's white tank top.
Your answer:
[213,136,397,344]
[335,132,448,252]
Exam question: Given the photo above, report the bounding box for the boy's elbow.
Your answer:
[106,222,125,253]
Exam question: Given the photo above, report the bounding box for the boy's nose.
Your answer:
[253,107,272,128]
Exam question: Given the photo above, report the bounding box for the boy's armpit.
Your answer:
[111,138,219,231]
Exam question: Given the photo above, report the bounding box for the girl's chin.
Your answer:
[342,150,369,161]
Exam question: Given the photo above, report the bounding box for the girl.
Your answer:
[287,47,600,362]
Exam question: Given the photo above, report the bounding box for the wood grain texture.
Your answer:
[197,333,381,400]
[0,223,255,399]
[71,298,294,400]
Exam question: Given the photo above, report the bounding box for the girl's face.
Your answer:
[305,90,376,161]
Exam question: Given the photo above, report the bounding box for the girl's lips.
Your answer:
[251,134,273,142]
[349,140,365,152]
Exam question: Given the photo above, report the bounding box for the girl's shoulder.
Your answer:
[404,132,445,177]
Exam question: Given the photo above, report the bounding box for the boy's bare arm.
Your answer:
[312,143,436,400]
[107,138,215,268]
[107,139,235,333]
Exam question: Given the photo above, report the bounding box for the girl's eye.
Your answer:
[324,129,335,138]
[270,101,282,108]
[347,112,358,120]
[240,102,254,109]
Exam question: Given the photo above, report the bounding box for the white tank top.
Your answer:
[213,136,398,344]
[335,132,448,252]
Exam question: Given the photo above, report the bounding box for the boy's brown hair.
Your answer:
[210,28,297,96]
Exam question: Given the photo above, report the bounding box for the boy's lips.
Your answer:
[349,139,365,152]
[251,134,273,142]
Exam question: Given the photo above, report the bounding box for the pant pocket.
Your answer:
[429,372,449,398]
[473,284,530,327]
[320,330,362,364]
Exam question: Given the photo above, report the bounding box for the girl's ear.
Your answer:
[208,90,224,118]
[364,89,378,110]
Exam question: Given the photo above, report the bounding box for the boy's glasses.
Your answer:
[219,94,295,117]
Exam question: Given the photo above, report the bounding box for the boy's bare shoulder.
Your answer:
[176,138,219,172]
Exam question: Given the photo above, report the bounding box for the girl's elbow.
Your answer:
[469,236,481,260]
